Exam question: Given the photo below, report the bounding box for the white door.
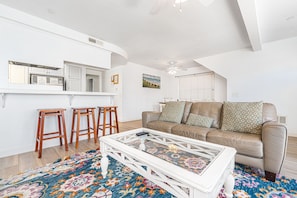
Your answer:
[86,68,102,92]
[65,64,82,91]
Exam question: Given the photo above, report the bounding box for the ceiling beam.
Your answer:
[237,0,262,51]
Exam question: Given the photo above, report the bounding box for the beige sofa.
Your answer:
[142,101,288,182]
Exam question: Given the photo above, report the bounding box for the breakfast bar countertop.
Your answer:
[0,89,117,96]
[0,88,117,158]
[0,89,117,108]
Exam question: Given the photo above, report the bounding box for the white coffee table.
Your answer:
[100,128,236,198]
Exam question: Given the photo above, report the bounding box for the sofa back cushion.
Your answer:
[262,103,277,122]
[221,101,263,134]
[159,101,186,123]
[181,102,193,124]
[189,102,223,128]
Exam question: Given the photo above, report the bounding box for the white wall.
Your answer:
[0,5,117,157]
[102,66,124,120]
[195,37,297,136]
[0,6,111,90]
[104,62,179,122]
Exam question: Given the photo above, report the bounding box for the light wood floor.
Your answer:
[281,135,297,179]
[0,120,296,181]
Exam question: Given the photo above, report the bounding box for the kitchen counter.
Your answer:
[0,89,117,158]
[0,89,116,108]
[0,89,117,95]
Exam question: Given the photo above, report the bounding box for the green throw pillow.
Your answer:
[186,113,214,128]
[159,101,186,123]
[221,101,263,134]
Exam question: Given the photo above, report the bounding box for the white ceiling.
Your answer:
[0,0,296,71]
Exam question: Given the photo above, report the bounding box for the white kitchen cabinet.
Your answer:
[8,64,29,84]
[29,67,64,76]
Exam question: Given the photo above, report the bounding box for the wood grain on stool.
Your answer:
[70,107,97,149]
[35,108,68,158]
[97,106,119,136]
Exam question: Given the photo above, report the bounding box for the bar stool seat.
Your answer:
[97,106,119,136]
[35,108,68,158]
[70,107,97,149]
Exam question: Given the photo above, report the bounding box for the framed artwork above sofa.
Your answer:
[142,73,160,89]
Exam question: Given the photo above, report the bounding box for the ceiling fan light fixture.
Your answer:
[168,69,177,75]
[168,60,178,75]
[168,60,177,65]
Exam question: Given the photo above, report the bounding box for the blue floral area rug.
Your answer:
[0,150,296,198]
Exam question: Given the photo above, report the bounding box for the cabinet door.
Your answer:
[66,65,82,91]
[9,65,29,84]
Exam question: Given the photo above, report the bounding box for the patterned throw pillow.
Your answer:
[186,113,214,128]
[159,101,186,123]
[221,102,263,134]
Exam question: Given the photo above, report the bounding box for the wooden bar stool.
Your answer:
[97,106,119,136]
[35,108,68,158]
[70,107,97,149]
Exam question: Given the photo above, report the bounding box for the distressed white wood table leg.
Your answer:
[224,173,235,198]
[100,143,109,178]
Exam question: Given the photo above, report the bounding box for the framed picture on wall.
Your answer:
[112,74,119,84]
[142,73,160,89]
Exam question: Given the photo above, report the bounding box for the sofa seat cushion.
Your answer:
[147,120,178,133]
[207,130,263,158]
[171,124,211,141]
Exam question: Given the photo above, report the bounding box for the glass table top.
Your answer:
[111,130,223,175]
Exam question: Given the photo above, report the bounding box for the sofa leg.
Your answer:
[265,171,276,182]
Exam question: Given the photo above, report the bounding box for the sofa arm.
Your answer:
[262,121,288,179]
[142,111,161,128]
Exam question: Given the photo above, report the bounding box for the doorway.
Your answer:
[64,62,103,92]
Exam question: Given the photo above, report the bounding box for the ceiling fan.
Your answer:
[151,0,215,14]
[166,60,187,75]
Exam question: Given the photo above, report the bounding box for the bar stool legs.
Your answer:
[97,106,119,136]
[70,107,97,149]
[35,109,68,158]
